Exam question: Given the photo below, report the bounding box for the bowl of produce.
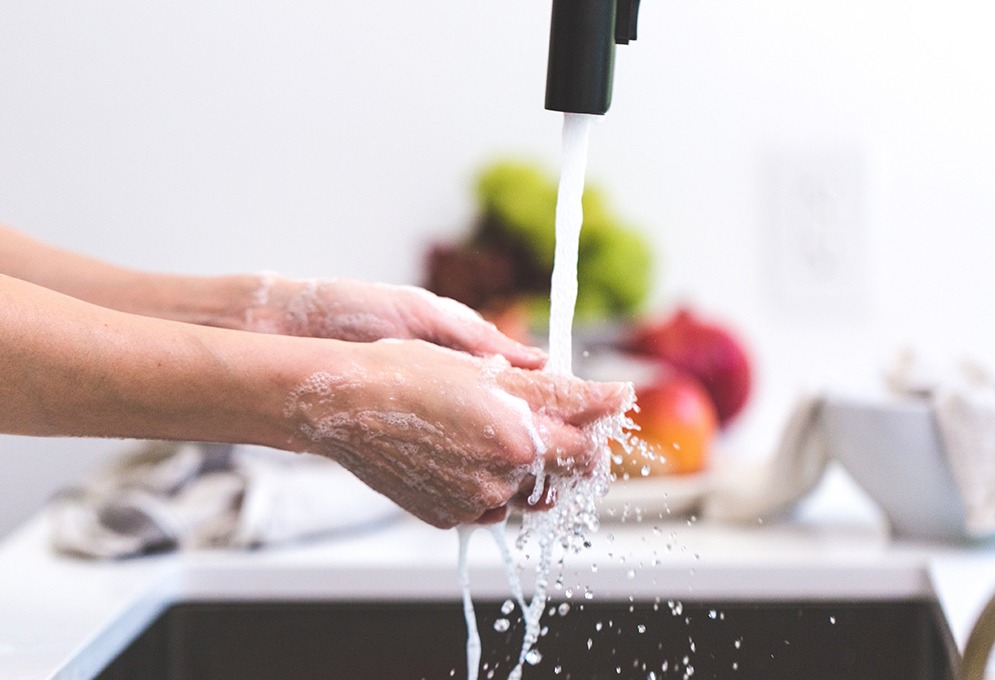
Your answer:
[423,159,654,332]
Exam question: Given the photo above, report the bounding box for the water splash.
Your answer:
[459,112,634,680]
[458,525,482,680]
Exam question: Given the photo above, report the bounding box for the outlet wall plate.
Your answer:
[762,148,866,317]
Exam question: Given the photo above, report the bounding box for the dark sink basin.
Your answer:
[96,598,958,679]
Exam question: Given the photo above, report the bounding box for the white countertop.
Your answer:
[2,468,995,680]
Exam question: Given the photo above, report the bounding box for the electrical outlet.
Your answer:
[763,149,866,316]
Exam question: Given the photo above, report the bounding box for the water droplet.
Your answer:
[595,621,603,632]
[558,603,571,616]
[734,639,742,649]
[708,610,717,619]
[637,624,647,634]
[640,464,651,476]
[493,618,510,632]
[501,599,515,615]
[554,665,562,675]
[829,615,836,624]
[626,568,636,580]
[587,638,594,650]
[525,648,542,665]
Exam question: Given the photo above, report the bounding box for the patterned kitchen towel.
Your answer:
[49,442,402,559]
[889,349,995,538]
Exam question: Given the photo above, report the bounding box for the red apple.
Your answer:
[624,307,752,427]
[612,370,718,478]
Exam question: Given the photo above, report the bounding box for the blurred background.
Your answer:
[1,0,993,537]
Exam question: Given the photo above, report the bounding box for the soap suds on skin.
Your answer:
[284,354,545,532]
[246,275,496,345]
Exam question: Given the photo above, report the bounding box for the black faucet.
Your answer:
[545,0,641,115]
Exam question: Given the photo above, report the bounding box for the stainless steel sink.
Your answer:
[95,598,959,679]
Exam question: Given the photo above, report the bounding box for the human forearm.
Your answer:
[0,273,311,447]
[0,224,259,329]
[0,225,548,369]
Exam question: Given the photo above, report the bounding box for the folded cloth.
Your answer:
[934,389,995,536]
[702,395,830,523]
[889,350,995,538]
[50,442,402,559]
[702,350,995,536]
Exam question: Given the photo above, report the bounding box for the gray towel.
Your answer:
[49,442,402,558]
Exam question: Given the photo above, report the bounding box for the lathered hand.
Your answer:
[284,340,629,528]
[245,275,545,369]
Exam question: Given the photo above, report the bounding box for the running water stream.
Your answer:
[460,113,630,680]
[546,113,595,377]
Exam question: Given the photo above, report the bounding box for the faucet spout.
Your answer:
[545,0,641,115]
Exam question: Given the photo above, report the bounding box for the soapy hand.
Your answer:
[284,340,630,529]
[244,275,546,370]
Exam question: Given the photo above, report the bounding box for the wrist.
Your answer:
[132,272,263,330]
[276,339,390,456]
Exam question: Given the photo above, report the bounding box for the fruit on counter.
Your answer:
[623,307,752,427]
[424,160,654,325]
[612,370,718,478]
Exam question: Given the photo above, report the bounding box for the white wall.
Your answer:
[2,0,994,537]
